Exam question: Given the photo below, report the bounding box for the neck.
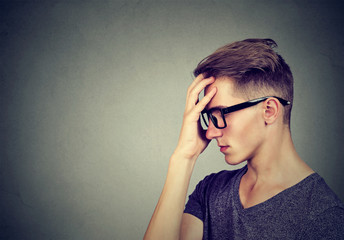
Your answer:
[245,125,313,187]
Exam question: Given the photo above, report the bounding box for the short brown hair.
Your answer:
[194,38,293,125]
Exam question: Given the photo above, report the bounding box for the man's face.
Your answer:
[204,77,266,165]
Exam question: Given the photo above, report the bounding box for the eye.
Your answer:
[210,114,218,125]
[210,109,226,128]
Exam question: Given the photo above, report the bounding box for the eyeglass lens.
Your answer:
[202,109,225,129]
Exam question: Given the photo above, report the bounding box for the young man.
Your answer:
[144,39,344,239]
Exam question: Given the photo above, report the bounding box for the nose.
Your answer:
[206,120,223,140]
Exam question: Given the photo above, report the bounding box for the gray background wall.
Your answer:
[1,1,343,239]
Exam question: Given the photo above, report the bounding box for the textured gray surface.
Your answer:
[1,1,344,239]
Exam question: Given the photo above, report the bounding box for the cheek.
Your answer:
[222,111,265,163]
[228,111,264,145]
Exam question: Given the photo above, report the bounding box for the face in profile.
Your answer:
[204,77,266,165]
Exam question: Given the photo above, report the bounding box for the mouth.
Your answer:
[219,145,229,153]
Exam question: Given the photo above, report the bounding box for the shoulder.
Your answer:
[184,166,246,221]
[305,174,344,217]
[196,166,246,190]
[298,174,344,238]
[190,166,246,200]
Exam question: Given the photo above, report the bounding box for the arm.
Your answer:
[143,74,217,240]
[180,213,203,240]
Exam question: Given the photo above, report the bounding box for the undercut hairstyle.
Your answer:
[194,38,293,125]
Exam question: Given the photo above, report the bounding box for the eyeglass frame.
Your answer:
[201,96,291,129]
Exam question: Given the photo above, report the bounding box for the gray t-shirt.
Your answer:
[184,166,344,239]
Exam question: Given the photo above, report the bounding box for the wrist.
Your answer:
[167,152,196,187]
[171,149,199,167]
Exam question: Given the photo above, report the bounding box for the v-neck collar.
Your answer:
[233,165,319,213]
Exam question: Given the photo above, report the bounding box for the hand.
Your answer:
[174,74,217,161]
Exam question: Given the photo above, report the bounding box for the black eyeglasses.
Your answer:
[201,96,290,129]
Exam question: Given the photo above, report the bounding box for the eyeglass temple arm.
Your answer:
[201,96,290,115]
[272,96,291,106]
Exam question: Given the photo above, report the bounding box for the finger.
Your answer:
[187,74,206,94]
[194,87,217,113]
[198,117,208,141]
[186,77,214,112]
[187,74,214,98]
[186,76,215,110]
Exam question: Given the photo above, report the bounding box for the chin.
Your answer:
[224,155,246,166]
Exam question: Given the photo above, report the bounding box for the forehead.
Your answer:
[204,77,245,109]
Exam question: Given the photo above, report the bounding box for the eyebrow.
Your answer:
[206,105,229,111]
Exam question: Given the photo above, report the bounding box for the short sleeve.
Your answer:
[184,174,215,222]
[299,206,344,239]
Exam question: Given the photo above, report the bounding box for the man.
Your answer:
[144,39,344,239]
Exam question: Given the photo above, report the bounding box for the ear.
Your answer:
[263,98,280,125]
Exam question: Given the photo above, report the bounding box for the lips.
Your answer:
[219,145,229,152]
